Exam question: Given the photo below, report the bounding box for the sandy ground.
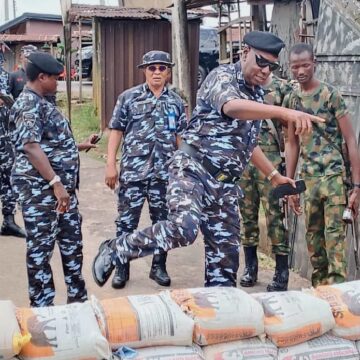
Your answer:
[0,154,310,307]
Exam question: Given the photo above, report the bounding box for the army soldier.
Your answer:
[0,54,26,237]
[9,44,38,100]
[239,75,296,291]
[9,52,95,307]
[286,43,360,287]
[105,50,187,289]
[92,31,324,288]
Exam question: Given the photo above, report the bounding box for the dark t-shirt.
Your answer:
[9,68,26,100]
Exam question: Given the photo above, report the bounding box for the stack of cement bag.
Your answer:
[1,280,360,359]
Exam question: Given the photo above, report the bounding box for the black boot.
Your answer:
[112,263,130,289]
[1,214,26,238]
[149,253,171,286]
[267,254,289,292]
[240,246,258,287]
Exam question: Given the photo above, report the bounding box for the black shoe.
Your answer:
[239,246,258,287]
[1,214,26,238]
[267,254,289,292]
[92,239,116,287]
[149,253,171,286]
[112,263,130,289]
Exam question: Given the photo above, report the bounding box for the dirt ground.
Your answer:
[0,153,311,307]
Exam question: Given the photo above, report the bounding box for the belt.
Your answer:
[179,142,240,184]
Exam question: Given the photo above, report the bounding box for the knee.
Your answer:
[168,212,199,246]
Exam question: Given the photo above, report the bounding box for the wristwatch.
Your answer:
[267,169,279,181]
[49,175,61,186]
[353,183,360,189]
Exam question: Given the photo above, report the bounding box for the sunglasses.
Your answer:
[254,53,279,71]
[147,65,168,72]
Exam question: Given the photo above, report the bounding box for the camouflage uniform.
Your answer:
[9,87,87,307]
[239,77,290,255]
[284,82,348,286]
[0,66,17,217]
[110,82,187,241]
[111,62,262,287]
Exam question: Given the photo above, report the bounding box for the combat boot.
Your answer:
[267,254,289,292]
[111,263,130,289]
[239,246,258,287]
[149,253,171,286]
[1,214,26,238]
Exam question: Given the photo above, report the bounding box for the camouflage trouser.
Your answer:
[304,174,347,287]
[114,151,241,287]
[0,135,16,216]
[19,189,87,307]
[238,150,288,254]
[116,178,168,235]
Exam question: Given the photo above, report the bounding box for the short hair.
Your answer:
[26,62,44,81]
[289,43,314,60]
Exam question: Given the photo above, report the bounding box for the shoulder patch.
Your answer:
[22,113,36,129]
[217,72,233,83]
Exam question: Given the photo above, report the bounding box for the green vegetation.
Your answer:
[59,96,107,161]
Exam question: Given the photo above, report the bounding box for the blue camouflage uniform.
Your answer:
[110,82,187,238]
[0,66,17,217]
[9,87,87,307]
[110,62,263,287]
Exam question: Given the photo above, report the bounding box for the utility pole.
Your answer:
[4,0,9,21]
[172,0,193,113]
[13,0,16,18]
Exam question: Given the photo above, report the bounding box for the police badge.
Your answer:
[23,113,36,129]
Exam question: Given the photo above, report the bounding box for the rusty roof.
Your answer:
[68,4,163,21]
[0,34,60,43]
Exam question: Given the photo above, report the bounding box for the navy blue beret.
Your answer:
[27,51,64,75]
[243,31,285,56]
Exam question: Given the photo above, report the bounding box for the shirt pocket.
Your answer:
[125,142,154,157]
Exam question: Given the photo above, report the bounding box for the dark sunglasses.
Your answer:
[147,65,168,72]
[254,53,279,71]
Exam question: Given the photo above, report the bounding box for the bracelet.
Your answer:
[267,169,279,181]
[49,175,61,186]
[353,183,360,188]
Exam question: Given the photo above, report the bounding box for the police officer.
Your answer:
[92,31,324,288]
[105,50,187,289]
[9,44,38,100]
[9,51,95,307]
[0,52,26,238]
[239,74,297,291]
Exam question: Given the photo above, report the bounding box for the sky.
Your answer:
[0,0,273,26]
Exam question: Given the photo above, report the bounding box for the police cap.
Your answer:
[243,31,285,57]
[137,50,175,68]
[27,51,64,75]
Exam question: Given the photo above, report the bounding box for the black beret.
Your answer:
[243,31,285,57]
[27,51,64,75]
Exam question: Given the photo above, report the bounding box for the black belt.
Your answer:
[179,142,240,184]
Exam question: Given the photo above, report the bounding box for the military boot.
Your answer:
[111,263,130,289]
[149,253,171,286]
[239,246,258,287]
[267,254,289,292]
[1,214,26,238]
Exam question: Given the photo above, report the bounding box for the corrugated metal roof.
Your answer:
[68,4,162,21]
[0,34,60,43]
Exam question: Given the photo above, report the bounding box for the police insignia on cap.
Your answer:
[23,113,36,129]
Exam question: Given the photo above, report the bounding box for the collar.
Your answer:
[143,82,168,97]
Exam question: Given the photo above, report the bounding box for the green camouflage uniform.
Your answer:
[284,82,348,286]
[238,77,294,255]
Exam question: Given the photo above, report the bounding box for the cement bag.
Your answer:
[278,333,359,360]
[132,345,204,360]
[0,300,30,360]
[309,280,360,340]
[92,292,194,349]
[169,287,264,346]
[254,291,335,347]
[203,337,278,360]
[16,301,111,360]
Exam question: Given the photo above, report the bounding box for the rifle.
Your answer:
[350,218,359,275]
